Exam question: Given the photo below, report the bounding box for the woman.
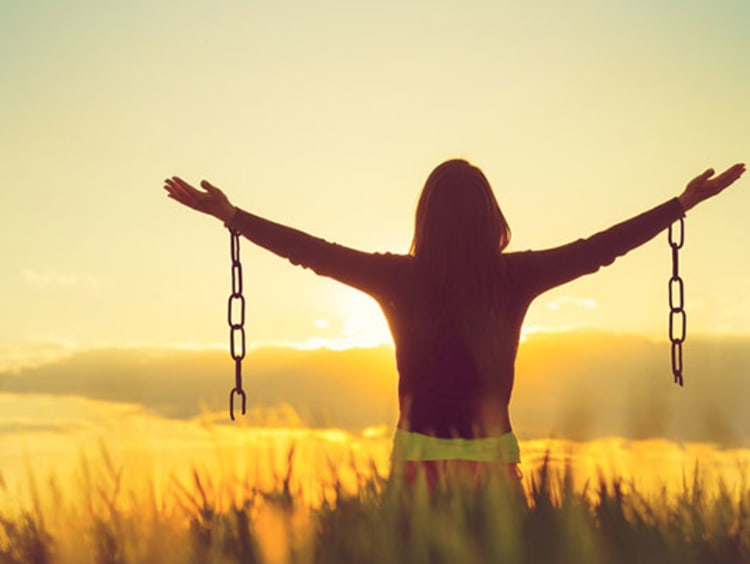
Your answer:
[163,159,745,488]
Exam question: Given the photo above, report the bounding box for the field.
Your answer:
[2,432,750,564]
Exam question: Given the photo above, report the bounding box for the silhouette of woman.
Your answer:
[164,159,745,488]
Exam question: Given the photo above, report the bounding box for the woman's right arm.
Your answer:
[225,206,401,296]
[163,177,400,297]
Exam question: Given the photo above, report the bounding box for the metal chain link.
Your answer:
[228,228,247,419]
[668,218,685,386]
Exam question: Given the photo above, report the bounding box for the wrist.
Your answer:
[219,204,238,226]
[677,193,693,213]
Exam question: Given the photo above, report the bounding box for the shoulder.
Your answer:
[498,249,534,269]
[360,251,413,276]
[377,252,413,274]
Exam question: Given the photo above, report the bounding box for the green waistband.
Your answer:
[391,428,521,463]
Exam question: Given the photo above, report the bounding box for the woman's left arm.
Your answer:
[512,163,745,299]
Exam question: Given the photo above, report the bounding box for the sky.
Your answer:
[2,0,750,355]
[5,1,750,519]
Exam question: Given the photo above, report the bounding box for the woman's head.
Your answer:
[410,158,511,327]
[411,159,510,260]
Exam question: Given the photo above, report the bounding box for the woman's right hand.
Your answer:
[678,163,745,211]
[163,177,237,224]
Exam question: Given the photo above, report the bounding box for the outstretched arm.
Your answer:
[512,163,745,299]
[162,177,400,297]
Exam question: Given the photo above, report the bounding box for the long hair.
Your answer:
[410,159,511,318]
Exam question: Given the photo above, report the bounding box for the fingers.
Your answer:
[712,163,746,189]
[200,180,220,193]
[686,168,714,192]
[163,177,202,210]
[687,163,746,194]
[724,163,746,179]
[164,178,192,203]
[172,176,204,198]
[163,178,183,199]
[163,176,228,217]
[716,163,744,178]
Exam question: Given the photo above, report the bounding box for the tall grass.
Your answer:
[1,444,749,564]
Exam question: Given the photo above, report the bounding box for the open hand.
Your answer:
[679,163,746,211]
[163,177,236,223]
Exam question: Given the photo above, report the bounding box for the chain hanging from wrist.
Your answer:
[668,218,685,386]
[228,228,247,419]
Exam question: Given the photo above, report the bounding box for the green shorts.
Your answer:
[391,428,521,463]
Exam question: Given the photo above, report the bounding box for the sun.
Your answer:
[332,289,393,348]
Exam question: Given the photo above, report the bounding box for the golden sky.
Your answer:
[5,3,750,520]
[2,0,749,351]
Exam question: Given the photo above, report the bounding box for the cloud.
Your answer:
[0,342,75,372]
[1,334,749,447]
[22,268,101,289]
[0,346,399,430]
[513,331,750,447]
[0,422,80,435]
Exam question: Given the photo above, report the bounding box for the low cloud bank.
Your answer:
[513,332,750,447]
[1,332,749,447]
[0,346,398,430]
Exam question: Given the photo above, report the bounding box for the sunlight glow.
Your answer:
[335,290,393,348]
[546,297,598,311]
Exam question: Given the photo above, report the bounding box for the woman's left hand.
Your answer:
[678,163,746,211]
